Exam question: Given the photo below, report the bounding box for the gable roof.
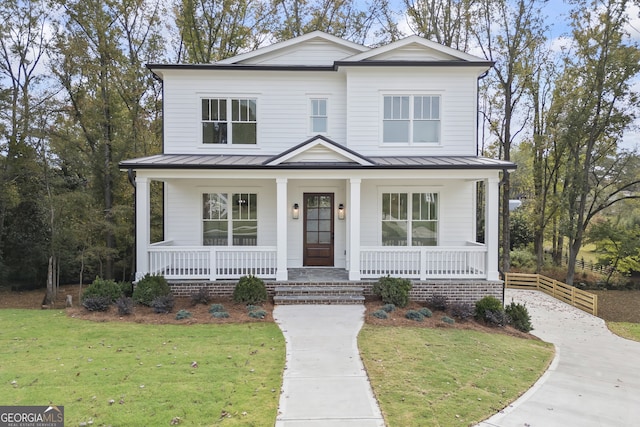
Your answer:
[264,135,374,166]
[216,31,368,65]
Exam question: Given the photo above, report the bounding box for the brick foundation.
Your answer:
[169,279,504,305]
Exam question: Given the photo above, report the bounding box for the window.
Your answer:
[310,98,328,133]
[383,95,440,143]
[202,98,257,144]
[382,192,438,246]
[203,193,257,245]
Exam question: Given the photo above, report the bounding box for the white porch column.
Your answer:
[348,178,361,280]
[135,176,150,281]
[276,178,288,281]
[485,177,500,281]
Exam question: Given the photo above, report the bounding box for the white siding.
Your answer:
[359,179,476,247]
[242,41,358,65]
[162,70,346,155]
[345,67,480,156]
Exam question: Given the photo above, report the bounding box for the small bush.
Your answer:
[190,288,211,306]
[418,307,433,318]
[505,302,533,332]
[246,304,262,312]
[82,277,122,303]
[82,296,112,312]
[119,281,134,298]
[211,311,230,319]
[176,309,192,320]
[405,310,424,322]
[450,302,475,320]
[151,294,175,314]
[372,309,388,319]
[427,294,448,311]
[510,249,536,269]
[115,296,134,315]
[484,309,510,327]
[133,274,171,306]
[381,303,396,313]
[233,275,267,305]
[441,316,455,325]
[248,309,267,319]
[475,296,504,321]
[209,303,226,314]
[372,276,412,308]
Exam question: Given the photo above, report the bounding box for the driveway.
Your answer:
[478,289,640,427]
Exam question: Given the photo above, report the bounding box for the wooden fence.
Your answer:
[504,272,598,316]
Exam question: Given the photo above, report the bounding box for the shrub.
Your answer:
[484,309,510,327]
[405,310,424,322]
[505,302,533,332]
[372,309,388,319]
[211,311,230,319]
[246,305,262,312]
[450,302,475,320]
[119,281,134,298]
[176,309,192,320]
[133,274,171,306]
[115,296,134,315]
[475,296,504,321]
[248,309,267,319]
[441,316,455,325]
[82,277,122,303]
[209,303,226,314]
[510,249,536,269]
[418,307,433,318]
[233,275,267,305]
[427,294,448,311]
[190,288,211,306]
[82,296,112,312]
[151,295,175,314]
[372,276,412,308]
[381,303,396,313]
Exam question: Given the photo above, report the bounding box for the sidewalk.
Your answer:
[477,289,640,427]
[273,305,385,427]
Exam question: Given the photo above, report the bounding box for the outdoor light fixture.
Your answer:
[292,203,299,219]
[338,203,345,220]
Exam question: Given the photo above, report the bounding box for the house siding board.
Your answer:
[345,67,478,157]
[161,70,346,155]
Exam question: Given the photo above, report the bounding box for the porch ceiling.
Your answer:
[119,153,516,171]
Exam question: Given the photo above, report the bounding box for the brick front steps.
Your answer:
[273,286,365,305]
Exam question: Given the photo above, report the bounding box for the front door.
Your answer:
[303,193,334,266]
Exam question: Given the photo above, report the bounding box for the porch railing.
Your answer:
[148,242,277,280]
[360,244,487,280]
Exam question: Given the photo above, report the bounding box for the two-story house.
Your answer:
[120,31,515,303]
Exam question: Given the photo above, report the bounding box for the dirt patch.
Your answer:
[363,300,534,339]
[592,290,640,323]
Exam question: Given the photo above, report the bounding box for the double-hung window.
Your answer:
[203,193,257,245]
[310,98,328,133]
[382,192,438,246]
[382,95,440,143]
[202,98,257,144]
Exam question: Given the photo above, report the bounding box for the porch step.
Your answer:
[273,286,365,305]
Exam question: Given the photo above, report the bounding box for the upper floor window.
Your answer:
[310,98,328,133]
[382,95,440,144]
[202,98,257,144]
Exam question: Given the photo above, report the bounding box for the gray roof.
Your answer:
[120,153,516,170]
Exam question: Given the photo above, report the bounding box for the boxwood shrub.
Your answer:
[372,276,412,308]
[82,277,122,303]
[133,274,171,306]
[233,275,267,305]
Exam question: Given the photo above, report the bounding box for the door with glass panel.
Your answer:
[303,193,334,266]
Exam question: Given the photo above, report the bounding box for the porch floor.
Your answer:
[286,268,350,282]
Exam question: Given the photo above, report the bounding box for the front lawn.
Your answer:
[359,324,554,427]
[607,322,640,342]
[0,310,285,426]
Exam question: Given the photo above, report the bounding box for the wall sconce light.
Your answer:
[338,203,345,220]
[292,203,299,219]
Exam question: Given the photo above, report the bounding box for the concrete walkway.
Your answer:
[478,289,640,427]
[273,305,385,426]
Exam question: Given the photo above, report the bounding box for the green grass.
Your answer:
[607,322,640,342]
[359,325,554,427]
[0,310,285,426]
